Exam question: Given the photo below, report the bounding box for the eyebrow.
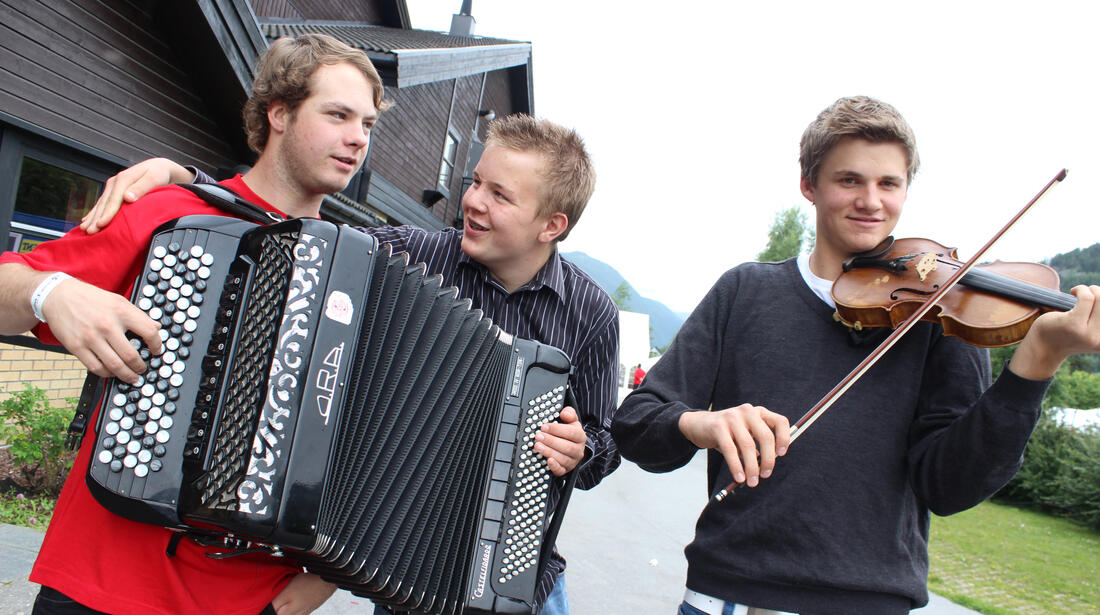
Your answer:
[831,169,905,183]
[321,101,378,120]
[473,171,515,199]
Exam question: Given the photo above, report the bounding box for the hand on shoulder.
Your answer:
[82,158,195,234]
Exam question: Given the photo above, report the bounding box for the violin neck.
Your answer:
[962,268,1076,312]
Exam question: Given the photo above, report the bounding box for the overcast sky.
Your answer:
[406,1,1100,314]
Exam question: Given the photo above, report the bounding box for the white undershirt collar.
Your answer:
[797,252,835,308]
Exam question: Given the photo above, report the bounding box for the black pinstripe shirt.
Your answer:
[362,225,622,603]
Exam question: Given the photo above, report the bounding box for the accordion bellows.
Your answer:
[86,216,573,614]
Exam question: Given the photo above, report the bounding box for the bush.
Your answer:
[0,384,75,494]
[996,411,1100,530]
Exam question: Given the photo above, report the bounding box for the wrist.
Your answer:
[30,272,71,323]
[1008,337,1065,381]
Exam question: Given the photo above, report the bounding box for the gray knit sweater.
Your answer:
[611,258,1049,614]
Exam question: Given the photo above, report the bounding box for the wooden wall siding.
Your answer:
[0,0,238,171]
[478,68,521,140]
[368,78,455,220]
[250,0,385,23]
[431,73,483,225]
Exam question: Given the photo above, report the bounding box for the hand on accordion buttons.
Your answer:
[43,276,163,384]
[533,405,587,476]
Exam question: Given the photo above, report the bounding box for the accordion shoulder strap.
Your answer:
[177,182,285,225]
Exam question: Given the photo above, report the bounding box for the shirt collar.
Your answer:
[457,245,567,303]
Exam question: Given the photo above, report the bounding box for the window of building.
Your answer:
[11,158,101,251]
[0,127,115,253]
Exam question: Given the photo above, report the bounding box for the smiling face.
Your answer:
[802,137,909,279]
[270,61,378,198]
[460,144,567,291]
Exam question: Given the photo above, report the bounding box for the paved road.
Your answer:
[1,455,979,614]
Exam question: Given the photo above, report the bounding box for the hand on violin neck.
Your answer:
[678,404,790,488]
[1010,284,1100,381]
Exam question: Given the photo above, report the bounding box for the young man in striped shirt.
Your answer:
[80,114,621,614]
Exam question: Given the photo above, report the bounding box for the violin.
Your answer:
[832,236,1076,348]
[712,169,1070,502]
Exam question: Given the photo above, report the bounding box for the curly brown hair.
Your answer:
[242,33,387,154]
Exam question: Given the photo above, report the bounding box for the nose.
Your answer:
[854,185,884,211]
[462,181,486,212]
[345,120,370,151]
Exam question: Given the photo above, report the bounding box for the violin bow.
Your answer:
[714,169,1067,502]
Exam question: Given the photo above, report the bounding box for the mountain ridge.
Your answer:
[561,251,686,350]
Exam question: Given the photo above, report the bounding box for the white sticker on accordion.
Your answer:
[324,290,354,325]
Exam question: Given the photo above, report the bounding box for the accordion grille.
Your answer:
[193,231,296,507]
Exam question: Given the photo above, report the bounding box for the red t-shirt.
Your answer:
[0,177,301,614]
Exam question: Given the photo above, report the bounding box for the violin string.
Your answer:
[953,266,1077,312]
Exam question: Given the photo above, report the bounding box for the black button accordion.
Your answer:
[85,215,575,614]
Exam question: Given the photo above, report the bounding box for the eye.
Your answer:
[330,111,346,120]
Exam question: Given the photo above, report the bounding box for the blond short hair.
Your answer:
[800,96,920,187]
[243,33,387,154]
[486,115,596,242]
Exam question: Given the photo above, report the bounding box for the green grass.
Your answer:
[929,500,1100,614]
[0,488,55,530]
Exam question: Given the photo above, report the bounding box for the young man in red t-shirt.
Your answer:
[0,33,382,615]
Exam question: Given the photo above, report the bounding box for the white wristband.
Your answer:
[30,272,72,323]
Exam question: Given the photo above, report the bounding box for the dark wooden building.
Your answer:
[0,0,533,400]
[0,0,533,251]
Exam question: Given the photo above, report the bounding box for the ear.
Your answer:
[538,211,569,244]
[267,100,291,137]
[800,176,816,204]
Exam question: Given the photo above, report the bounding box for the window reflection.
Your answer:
[11,157,102,252]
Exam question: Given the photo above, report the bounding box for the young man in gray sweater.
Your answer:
[612,96,1100,615]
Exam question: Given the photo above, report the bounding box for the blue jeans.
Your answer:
[678,600,735,615]
[539,573,569,615]
[379,575,568,615]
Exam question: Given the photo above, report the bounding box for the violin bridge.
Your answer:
[916,252,937,282]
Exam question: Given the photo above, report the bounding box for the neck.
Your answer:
[808,247,845,281]
[489,245,555,293]
[240,157,324,219]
